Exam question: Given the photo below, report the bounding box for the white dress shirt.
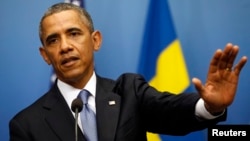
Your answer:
[57,72,97,131]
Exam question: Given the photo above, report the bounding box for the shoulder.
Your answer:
[118,72,145,78]
[116,73,148,87]
[97,73,147,87]
[9,84,59,123]
[10,93,48,122]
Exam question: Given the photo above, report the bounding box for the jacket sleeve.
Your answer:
[114,73,227,135]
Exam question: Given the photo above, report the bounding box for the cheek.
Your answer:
[79,49,94,66]
[45,50,60,66]
[77,41,93,56]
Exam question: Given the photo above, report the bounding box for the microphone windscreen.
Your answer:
[71,98,83,113]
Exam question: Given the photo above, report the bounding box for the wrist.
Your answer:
[204,103,224,116]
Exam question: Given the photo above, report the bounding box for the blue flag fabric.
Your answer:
[138,0,176,82]
[137,0,204,140]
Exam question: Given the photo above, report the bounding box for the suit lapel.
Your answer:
[42,76,121,141]
[96,76,121,141]
[42,84,86,141]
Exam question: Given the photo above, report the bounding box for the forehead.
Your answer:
[41,10,86,36]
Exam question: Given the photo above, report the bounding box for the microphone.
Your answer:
[71,98,83,141]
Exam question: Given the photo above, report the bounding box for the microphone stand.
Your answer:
[71,98,83,141]
[75,108,79,141]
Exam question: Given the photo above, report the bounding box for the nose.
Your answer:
[60,37,73,54]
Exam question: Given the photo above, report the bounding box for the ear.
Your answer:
[92,30,102,51]
[39,47,51,65]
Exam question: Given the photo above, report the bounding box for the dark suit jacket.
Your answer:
[9,73,226,141]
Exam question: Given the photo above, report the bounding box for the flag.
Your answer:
[138,0,190,140]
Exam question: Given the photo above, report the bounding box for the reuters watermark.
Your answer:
[208,125,250,140]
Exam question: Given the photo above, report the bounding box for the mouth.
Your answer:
[61,56,79,67]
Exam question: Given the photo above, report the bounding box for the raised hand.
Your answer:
[192,43,247,114]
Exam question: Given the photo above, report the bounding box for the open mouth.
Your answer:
[61,56,79,66]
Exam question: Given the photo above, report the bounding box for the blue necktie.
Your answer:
[78,89,97,141]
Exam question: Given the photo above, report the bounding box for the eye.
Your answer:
[67,28,83,38]
[46,38,58,46]
[45,34,59,46]
[70,31,81,37]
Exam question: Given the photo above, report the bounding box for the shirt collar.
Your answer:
[57,72,97,107]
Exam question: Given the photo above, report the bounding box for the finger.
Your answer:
[192,77,203,95]
[233,56,247,76]
[218,43,237,70]
[225,45,239,70]
[208,49,223,74]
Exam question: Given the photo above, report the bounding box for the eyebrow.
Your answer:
[66,27,83,33]
[45,33,58,44]
[44,27,83,44]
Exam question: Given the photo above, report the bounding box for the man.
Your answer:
[9,2,247,141]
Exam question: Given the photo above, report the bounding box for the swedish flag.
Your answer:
[138,0,190,140]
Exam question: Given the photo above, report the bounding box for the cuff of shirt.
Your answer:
[195,98,225,120]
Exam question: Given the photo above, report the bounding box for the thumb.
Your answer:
[192,77,204,95]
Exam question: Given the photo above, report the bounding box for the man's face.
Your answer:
[39,10,101,88]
